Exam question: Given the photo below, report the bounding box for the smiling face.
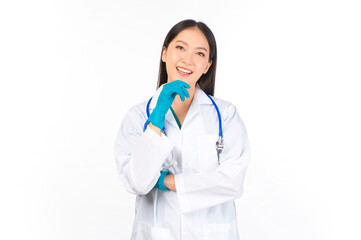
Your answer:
[161,27,212,87]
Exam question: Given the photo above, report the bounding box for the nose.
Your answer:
[182,51,193,66]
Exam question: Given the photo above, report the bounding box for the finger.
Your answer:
[183,82,191,89]
[178,85,189,99]
[178,91,185,101]
[178,94,185,102]
[174,87,186,101]
[173,80,190,89]
[176,84,189,96]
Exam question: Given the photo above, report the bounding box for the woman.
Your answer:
[115,19,251,240]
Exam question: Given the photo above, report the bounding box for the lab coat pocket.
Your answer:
[202,220,238,240]
[197,134,219,172]
[136,222,174,240]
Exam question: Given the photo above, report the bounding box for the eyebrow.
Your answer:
[175,40,208,52]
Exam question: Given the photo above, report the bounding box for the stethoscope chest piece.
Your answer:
[216,136,224,164]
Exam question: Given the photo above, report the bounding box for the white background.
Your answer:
[1,0,360,239]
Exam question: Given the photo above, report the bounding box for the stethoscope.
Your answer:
[142,92,224,167]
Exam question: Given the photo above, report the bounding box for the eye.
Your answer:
[176,45,185,50]
[197,52,205,57]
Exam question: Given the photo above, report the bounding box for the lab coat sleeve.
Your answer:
[174,103,251,213]
[114,106,175,195]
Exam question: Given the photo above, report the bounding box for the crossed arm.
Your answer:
[149,122,177,191]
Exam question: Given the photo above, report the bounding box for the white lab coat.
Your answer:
[115,83,251,240]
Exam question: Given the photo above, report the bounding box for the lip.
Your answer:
[176,66,193,76]
[177,66,193,72]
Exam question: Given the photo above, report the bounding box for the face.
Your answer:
[162,27,212,87]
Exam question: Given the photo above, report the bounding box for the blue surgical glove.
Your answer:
[147,80,190,130]
[154,170,171,191]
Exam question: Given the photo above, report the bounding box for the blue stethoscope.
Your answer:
[143,93,224,165]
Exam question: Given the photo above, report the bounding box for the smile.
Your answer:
[176,67,193,74]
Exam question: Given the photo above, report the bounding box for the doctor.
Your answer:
[115,19,251,240]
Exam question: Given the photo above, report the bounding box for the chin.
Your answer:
[167,77,197,87]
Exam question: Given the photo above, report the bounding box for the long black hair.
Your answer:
[157,19,217,96]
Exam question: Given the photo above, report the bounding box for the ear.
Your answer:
[203,60,212,74]
[161,47,167,62]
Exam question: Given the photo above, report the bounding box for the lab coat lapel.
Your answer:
[182,84,212,127]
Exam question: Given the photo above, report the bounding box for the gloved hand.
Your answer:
[147,80,190,130]
[154,170,171,191]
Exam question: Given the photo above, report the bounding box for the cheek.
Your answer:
[172,51,183,62]
[166,48,180,60]
[194,59,209,71]
[165,51,178,70]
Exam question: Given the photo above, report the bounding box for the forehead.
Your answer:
[171,27,210,50]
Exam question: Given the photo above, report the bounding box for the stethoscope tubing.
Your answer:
[204,93,222,138]
[143,93,223,139]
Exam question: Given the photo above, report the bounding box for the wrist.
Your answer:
[164,174,176,192]
[148,122,161,136]
[158,170,171,191]
[147,113,165,130]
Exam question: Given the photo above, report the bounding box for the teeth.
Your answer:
[177,67,192,74]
